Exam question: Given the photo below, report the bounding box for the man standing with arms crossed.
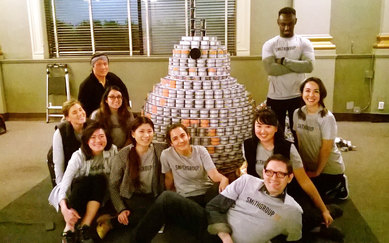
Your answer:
[262,7,314,142]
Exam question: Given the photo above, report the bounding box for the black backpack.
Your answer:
[0,115,6,135]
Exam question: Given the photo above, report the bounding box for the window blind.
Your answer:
[45,0,236,57]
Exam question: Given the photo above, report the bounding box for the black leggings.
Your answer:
[68,174,107,216]
[310,173,345,201]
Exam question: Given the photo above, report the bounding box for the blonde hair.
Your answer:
[62,99,82,117]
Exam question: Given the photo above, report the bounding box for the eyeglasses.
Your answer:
[264,169,289,179]
[108,95,122,100]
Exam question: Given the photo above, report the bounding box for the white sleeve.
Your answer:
[199,146,216,171]
[320,114,337,140]
[57,151,83,204]
[285,209,303,241]
[262,39,275,59]
[160,149,171,173]
[52,129,65,184]
[290,144,304,169]
[302,38,315,61]
[221,174,248,200]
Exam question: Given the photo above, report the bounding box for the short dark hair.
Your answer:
[278,7,296,16]
[165,123,190,145]
[264,154,293,174]
[251,107,280,140]
[81,121,112,160]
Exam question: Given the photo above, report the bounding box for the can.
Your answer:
[200,119,209,128]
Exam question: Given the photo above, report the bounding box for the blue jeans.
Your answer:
[133,191,221,243]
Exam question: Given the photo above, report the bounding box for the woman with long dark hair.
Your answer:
[91,85,134,149]
[293,77,348,201]
[100,117,166,239]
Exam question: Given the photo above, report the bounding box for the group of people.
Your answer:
[48,6,349,243]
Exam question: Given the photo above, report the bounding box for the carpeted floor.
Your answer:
[0,176,379,243]
[0,120,388,242]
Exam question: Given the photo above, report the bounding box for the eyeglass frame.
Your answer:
[264,169,290,179]
[108,95,122,100]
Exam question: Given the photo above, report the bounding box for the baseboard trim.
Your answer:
[2,112,143,121]
[2,113,46,121]
[3,112,388,122]
[334,113,389,122]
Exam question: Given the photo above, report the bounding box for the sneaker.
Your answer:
[62,230,76,243]
[79,225,94,243]
[336,175,349,200]
[327,204,343,219]
[316,225,344,242]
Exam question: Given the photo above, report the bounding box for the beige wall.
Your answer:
[0,0,388,115]
[0,57,266,114]
[330,0,381,54]
[0,0,32,59]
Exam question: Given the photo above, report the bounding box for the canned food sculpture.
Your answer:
[144,35,254,174]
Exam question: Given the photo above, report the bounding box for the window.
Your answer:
[44,0,236,57]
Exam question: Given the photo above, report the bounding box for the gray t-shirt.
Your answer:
[161,145,215,197]
[262,35,315,100]
[293,107,345,174]
[137,146,154,194]
[221,174,303,243]
[256,143,303,178]
[242,143,303,178]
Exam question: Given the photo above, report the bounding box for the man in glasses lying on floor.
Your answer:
[131,154,302,243]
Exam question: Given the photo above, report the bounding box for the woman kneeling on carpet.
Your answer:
[49,122,118,243]
[293,77,348,201]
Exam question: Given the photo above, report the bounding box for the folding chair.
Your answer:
[46,64,70,123]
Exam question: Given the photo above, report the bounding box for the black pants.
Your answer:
[68,174,107,217]
[187,182,220,208]
[310,173,345,202]
[133,191,221,243]
[103,193,156,242]
[287,179,324,234]
[267,96,303,145]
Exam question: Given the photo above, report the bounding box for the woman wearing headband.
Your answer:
[78,53,130,117]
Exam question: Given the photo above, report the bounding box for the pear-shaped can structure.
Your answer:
[143,35,254,174]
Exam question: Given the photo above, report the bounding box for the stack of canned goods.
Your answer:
[144,35,254,173]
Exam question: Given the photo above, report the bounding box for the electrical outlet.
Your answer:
[365,69,374,79]
[346,101,354,110]
[378,102,384,110]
